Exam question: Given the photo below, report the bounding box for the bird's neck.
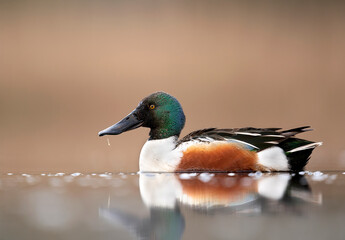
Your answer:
[149,127,181,140]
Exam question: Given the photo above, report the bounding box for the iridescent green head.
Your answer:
[98,92,186,140]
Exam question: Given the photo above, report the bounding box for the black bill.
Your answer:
[98,109,143,137]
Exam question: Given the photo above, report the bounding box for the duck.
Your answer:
[98,92,322,172]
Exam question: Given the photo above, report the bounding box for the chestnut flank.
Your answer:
[176,143,260,172]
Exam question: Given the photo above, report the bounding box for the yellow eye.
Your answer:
[149,104,155,110]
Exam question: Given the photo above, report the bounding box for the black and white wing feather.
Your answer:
[177,126,312,151]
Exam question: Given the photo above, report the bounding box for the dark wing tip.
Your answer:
[280,126,313,137]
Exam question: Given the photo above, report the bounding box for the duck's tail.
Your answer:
[257,127,322,171]
[279,138,322,171]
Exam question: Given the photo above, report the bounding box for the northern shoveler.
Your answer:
[98,92,322,172]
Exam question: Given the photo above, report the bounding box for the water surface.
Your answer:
[0,171,344,240]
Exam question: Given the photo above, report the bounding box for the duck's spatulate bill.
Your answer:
[98,109,143,136]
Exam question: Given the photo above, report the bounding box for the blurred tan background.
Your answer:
[0,0,344,173]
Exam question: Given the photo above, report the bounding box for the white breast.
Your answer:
[139,136,183,172]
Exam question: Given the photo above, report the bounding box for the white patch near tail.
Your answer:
[287,142,323,153]
[257,147,289,171]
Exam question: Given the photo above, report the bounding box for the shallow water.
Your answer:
[0,171,344,240]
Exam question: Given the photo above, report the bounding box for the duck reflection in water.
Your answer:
[100,173,321,240]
